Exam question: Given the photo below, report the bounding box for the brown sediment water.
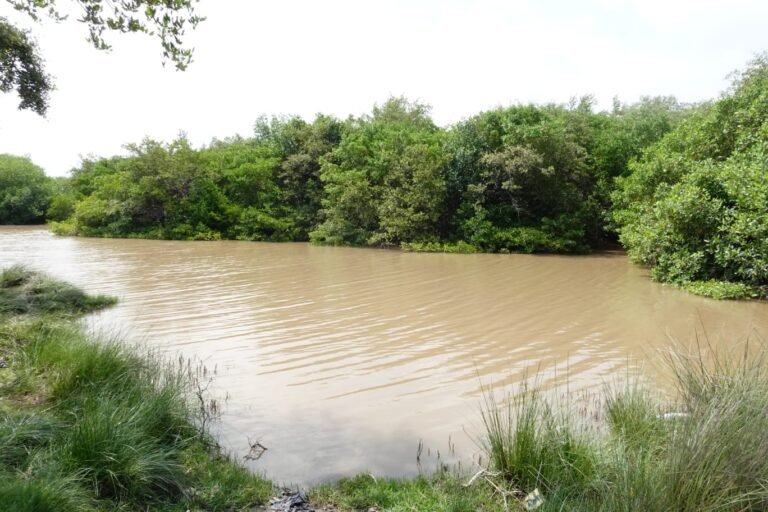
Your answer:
[2,225,768,484]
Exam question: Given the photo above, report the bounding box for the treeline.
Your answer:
[40,96,682,252]
[4,55,768,297]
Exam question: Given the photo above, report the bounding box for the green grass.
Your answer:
[479,382,602,509]
[472,339,768,511]
[0,267,272,511]
[400,241,479,253]
[311,472,506,512]
[0,265,117,315]
[679,279,768,300]
[0,473,93,512]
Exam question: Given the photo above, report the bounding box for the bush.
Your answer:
[614,55,768,296]
[0,154,52,224]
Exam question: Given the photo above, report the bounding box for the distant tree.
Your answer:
[0,153,52,223]
[1,0,203,115]
[254,114,343,238]
[311,97,446,247]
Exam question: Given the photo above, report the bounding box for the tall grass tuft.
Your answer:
[479,380,600,503]
[0,473,93,512]
[56,396,187,501]
[0,267,272,510]
[605,380,665,452]
[480,338,768,511]
[0,410,59,469]
[663,338,768,510]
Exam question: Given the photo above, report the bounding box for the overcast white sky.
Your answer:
[1,0,767,176]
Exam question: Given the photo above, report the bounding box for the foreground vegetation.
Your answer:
[3,266,768,510]
[477,341,768,512]
[0,266,272,511]
[315,337,768,512]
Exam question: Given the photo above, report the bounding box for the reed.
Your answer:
[478,337,768,511]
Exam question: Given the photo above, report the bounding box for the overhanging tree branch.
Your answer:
[0,18,51,115]
[1,0,203,116]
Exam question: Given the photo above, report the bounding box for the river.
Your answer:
[2,225,767,484]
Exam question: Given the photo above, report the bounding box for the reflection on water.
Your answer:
[2,225,768,483]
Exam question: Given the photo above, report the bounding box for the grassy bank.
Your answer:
[2,266,767,511]
[678,280,768,300]
[0,266,272,511]
[466,340,768,511]
[317,339,768,512]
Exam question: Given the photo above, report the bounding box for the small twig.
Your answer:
[483,475,510,511]
[244,436,268,461]
[463,468,501,487]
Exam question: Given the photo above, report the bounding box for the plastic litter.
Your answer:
[524,488,544,510]
[269,490,314,512]
[660,412,689,420]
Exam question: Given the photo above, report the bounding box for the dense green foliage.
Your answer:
[52,114,343,241]
[613,55,768,297]
[50,96,682,254]
[440,96,683,253]
[0,154,52,224]
[311,98,446,246]
[0,267,272,510]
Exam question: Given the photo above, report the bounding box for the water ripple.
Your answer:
[2,226,768,484]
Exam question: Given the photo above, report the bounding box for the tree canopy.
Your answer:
[1,0,202,115]
[43,95,684,253]
[612,54,768,298]
[0,153,52,223]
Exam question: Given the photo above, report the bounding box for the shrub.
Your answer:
[614,55,768,296]
[0,154,52,224]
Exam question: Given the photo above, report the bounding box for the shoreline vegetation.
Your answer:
[0,266,273,511]
[3,267,768,511]
[2,55,768,299]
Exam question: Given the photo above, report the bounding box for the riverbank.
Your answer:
[0,266,273,511]
[0,266,508,511]
[3,266,768,511]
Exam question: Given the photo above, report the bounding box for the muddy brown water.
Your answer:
[2,226,768,484]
